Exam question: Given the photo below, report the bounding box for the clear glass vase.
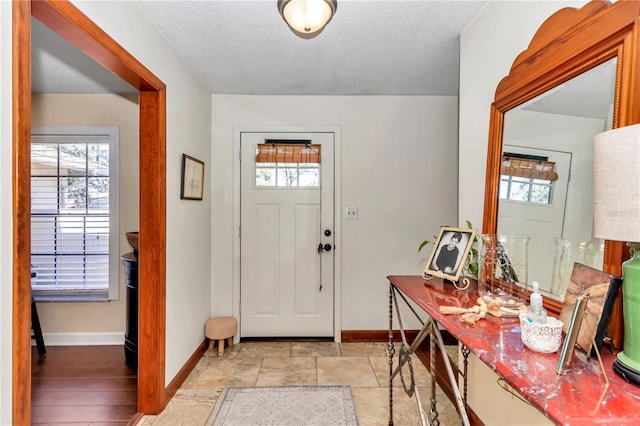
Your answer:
[550,238,604,297]
[478,234,530,306]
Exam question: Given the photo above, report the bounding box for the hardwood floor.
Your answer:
[31,345,137,425]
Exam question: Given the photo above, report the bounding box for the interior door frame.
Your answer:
[232,126,343,340]
[12,1,167,423]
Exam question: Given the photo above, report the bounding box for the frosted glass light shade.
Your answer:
[278,0,337,38]
[593,124,640,243]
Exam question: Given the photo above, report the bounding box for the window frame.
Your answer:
[499,174,554,205]
[31,126,120,301]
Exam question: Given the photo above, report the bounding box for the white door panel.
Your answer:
[240,132,334,337]
[499,146,571,290]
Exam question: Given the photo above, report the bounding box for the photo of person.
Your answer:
[431,232,464,275]
[424,227,476,282]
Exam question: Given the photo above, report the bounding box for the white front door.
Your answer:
[240,132,334,337]
[498,146,572,289]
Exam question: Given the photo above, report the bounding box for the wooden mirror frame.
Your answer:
[482,0,640,349]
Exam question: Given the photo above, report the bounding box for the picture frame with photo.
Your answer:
[558,262,622,357]
[424,226,477,283]
[557,291,589,374]
[180,154,205,200]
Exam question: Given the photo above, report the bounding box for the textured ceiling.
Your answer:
[32,0,488,96]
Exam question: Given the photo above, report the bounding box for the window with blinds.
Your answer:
[499,153,556,204]
[255,141,321,187]
[31,127,119,301]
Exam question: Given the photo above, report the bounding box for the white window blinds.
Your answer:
[31,127,119,300]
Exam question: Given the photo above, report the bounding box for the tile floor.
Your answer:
[137,341,461,426]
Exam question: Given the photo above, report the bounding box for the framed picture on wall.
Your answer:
[424,226,476,282]
[180,154,205,200]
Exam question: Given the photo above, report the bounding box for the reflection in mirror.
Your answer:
[497,58,616,300]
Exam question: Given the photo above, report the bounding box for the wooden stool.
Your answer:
[204,316,237,356]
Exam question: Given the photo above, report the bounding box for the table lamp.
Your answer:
[594,123,640,385]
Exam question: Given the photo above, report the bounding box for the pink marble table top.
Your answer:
[388,275,640,425]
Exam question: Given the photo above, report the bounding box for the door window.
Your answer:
[255,142,320,188]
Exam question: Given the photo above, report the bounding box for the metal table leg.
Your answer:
[388,282,470,426]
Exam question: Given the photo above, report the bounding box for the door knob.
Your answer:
[324,229,332,237]
[317,243,333,253]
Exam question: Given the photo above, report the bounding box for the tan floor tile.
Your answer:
[137,340,464,426]
[291,341,341,357]
[369,354,432,388]
[238,341,291,358]
[340,342,388,357]
[352,386,460,426]
[317,356,379,387]
[202,340,243,358]
[181,356,262,389]
[149,388,221,426]
[255,357,318,386]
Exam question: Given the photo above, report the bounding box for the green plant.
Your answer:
[419,220,479,278]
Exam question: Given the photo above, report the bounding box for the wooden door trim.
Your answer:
[12,1,167,423]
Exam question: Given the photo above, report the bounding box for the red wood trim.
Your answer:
[30,1,164,91]
[138,89,167,413]
[12,2,33,424]
[342,330,418,343]
[165,340,208,402]
[341,330,458,346]
[495,1,636,100]
[13,0,168,420]
[508,1,609,73]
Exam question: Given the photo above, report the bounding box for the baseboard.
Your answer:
[36,332,124,346]
[165,339,208,403]
[341,329,457,345]
[127,412,145,426]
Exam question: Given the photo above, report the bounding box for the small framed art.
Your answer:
[180,154,205,200]
[558,262,621,357]
[557,291,589,374]
[424,226,477,282]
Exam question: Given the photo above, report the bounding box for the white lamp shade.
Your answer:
[279,0,336,36]
[593,124,640,242]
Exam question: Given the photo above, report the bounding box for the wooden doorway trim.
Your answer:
[12,1,167,423]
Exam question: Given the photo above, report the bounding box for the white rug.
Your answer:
[207,385,359,426]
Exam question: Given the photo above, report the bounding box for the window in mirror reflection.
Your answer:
[501,175,553,204]
[500,152,557,204]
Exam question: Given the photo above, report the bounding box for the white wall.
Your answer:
[0,5,212,420]
[211,95,459,331]
[458,0,588,231]
[0,1,12,422]
[69,0,213,385]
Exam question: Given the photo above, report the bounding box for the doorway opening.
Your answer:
[12,1,166,423]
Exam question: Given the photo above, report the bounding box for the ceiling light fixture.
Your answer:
[278,0,337,39]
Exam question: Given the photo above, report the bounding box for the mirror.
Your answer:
[498,58,616,300]
[483,1,640,349]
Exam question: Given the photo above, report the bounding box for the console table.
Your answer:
[387,275,640,425]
